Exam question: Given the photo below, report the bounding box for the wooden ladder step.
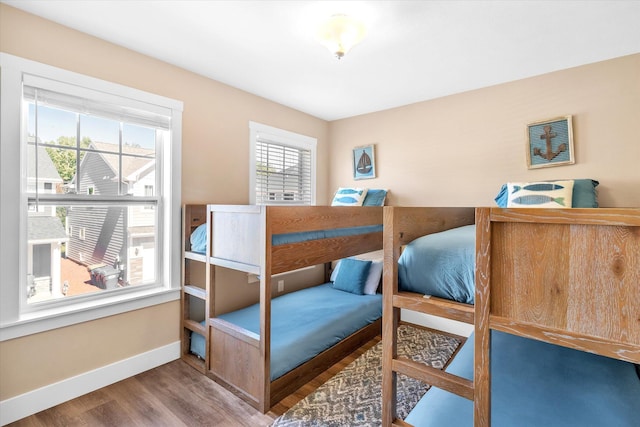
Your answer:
[393,292,474,324]
[392,357,474,400]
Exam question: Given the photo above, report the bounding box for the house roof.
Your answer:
[89,141,155,182]
[28,216,68,243]
[27,143,64,183]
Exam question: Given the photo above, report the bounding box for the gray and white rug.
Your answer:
[272,324,461,427]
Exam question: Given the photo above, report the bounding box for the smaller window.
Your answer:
[249,122,317,205]
[44,182,52,190]
[78,227,86,241]
[87,186,95,195]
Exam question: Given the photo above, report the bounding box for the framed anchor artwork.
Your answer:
[526,115,575,169]
[353,144,376,180]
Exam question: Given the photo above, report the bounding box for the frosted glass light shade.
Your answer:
[316,14,367,59]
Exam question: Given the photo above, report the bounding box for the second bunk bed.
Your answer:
[181,204,384,412]
[382,206,640,426]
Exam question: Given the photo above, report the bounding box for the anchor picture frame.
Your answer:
[526,115,575,169]
[353,144,376,180]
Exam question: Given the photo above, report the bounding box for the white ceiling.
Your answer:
[4,0,640,121]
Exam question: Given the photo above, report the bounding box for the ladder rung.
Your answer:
[393,357,474,400]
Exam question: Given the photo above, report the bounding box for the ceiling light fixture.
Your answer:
[316,14,367,60]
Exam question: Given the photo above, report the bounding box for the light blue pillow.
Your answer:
[495,179,599,208]
[331,187,368,206]
[333,258,372,295]
[363,189,388,206]
[507,180,573,208]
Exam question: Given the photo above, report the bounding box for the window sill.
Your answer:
[0,287,180,341]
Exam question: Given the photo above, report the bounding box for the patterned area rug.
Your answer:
[272,324,461,427]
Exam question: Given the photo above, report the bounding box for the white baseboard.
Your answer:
[0,341,180,426]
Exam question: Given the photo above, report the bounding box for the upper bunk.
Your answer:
[474,207,640,364]
[382,206,476,325]
[186,204,383,275]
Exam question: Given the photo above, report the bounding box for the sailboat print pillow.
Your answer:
[331,187,368,206]
[506,180,574,208]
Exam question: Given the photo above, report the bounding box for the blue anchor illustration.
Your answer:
[533,125,567,161]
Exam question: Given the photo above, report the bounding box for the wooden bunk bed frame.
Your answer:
[382,206,640,427]
[181,204,384,412]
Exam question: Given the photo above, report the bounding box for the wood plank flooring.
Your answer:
[8,337,380,427]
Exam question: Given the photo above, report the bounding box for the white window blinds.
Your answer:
[250,122,316,205]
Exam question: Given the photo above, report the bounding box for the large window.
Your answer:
[0,53,183,339]
[249,121,317,205]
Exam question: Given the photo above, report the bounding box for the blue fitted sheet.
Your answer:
[398,224,475,304]
[405,331,640,427]
[190,283,382,380]
[189,223,383,254]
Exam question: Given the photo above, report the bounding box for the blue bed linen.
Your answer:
[405,331,640,427]
[272,224,383,246]
[189,223,383,254]
[190,223,208,253]
[398,225,475,304]
[190,283,382,380]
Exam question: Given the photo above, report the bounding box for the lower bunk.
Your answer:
[405,330,640,427]
[189,282,382,405]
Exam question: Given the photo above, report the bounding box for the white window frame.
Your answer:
[0,53,183,341]
[249,121,317,205]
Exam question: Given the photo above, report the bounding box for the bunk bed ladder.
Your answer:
[382,299,475,426]
[180,205,212,374]
[382,206,477,427]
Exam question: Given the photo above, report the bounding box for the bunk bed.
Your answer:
[181,204,384,412]
[382,206,640,427]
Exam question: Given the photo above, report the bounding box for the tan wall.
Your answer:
[328,54,640,208]
[0,4,329,401]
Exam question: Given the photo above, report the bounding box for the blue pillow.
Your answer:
[190,223,207,253]
[333,258,372,295]
[495,179,599,208]
[363,189,388,206]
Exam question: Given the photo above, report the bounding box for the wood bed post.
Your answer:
[259,206,272,412]
[474,208,491,427]
[382,206,400,427]
[205,206,214,372]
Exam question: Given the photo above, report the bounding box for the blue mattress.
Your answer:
[405,331,640,427]
[190,223,382,254]
[398,224,475,304]
[190,283,382,380]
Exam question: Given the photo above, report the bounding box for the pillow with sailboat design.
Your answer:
[506,180,574,208]
[331,187,368,206]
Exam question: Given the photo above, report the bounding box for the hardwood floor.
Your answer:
[8,336,380,427]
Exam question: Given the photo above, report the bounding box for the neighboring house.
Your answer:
[261,165,310,203]
[65,141,156,286]
[27,142,68,301]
